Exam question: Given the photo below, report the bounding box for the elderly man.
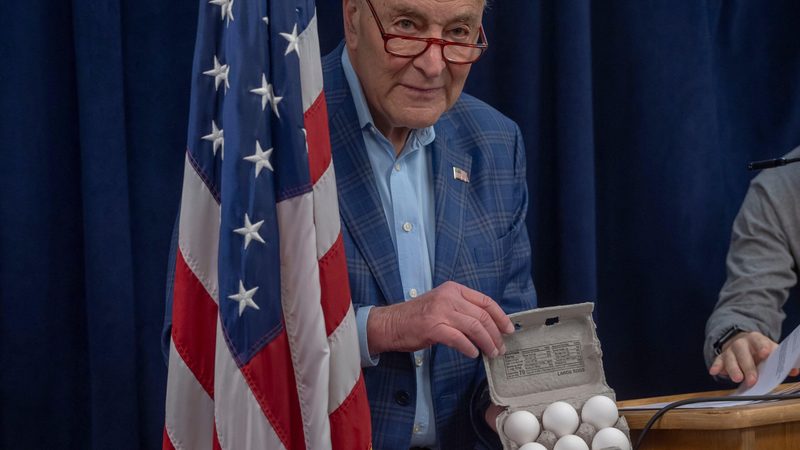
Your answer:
[324,0,536,448]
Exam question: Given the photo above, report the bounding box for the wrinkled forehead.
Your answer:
[371,0,486,26]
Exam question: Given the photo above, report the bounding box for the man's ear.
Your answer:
[343,0,360,49]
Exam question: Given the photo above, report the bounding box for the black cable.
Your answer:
[633,392,800,450]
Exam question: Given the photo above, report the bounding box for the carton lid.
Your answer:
[483,302,614,411]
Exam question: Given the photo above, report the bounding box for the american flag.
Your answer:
[163,1,372,449]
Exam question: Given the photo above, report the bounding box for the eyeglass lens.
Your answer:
[386,37,482,62]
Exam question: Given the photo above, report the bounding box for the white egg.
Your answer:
[543,401,580,437]
[519,443,547,450]
[591,427,631,450]
[581,395,619,429]
[554,434,590,450]
[503,410,541,446]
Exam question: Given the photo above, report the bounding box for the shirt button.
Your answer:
[394,162,401,172]
[402,222,413,232]
[409,288,418,298]
[415,356,423,367]
[413,423,422,434]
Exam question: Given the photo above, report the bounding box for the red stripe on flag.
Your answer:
[171,250,218,398]
[213,426,221,450]
[318,234,352,336]
[304,93,332,184]
[162,427,175,450]
[240,329,306,450]
[329,374,373,450]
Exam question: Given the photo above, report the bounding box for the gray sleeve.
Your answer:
[703,180,797,369]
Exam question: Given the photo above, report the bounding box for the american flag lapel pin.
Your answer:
[452,166,470,183]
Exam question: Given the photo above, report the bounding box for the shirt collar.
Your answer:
[341,50,435,148]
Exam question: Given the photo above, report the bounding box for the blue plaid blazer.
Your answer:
[323,43,536,450]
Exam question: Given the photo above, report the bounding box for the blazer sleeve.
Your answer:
[704,178,797,368]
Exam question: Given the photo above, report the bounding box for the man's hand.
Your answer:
[366,281,515,358]
[709,331,800,387]
[484,402,504,433]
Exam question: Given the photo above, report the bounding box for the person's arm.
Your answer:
[365,281,514,357]
[705,180,798,386]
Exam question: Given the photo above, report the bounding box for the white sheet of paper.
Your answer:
[620,322,800,410]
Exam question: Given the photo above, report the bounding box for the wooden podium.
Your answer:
[618,386,800,450]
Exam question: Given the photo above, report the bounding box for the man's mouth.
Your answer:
[400,84,443,95]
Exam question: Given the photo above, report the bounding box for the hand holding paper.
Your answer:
[709,331,793,387]
[734,323,800,397]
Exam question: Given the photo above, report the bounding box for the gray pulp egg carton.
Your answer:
[483,302,631,450]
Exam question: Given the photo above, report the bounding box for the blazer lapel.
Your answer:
[432,117,472,287]
[325,49,405,305]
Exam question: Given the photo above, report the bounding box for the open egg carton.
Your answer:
[483,303,631,450]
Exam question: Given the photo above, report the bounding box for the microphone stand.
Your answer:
[747,157,800,171]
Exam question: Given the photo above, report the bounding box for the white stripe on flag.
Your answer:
[213,319,286,450]
[298,12,323,112]
[326,304,361,414]
[312,162,341,259]
[277,191,332,450]
[165,341,215,450]
[178,156,221,303]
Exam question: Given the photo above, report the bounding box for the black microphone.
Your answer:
[747,157,800,171]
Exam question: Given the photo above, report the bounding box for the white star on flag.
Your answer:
[244,140,274,177]
[209,0,234,25]
[203,55,230,92]
[250,74,283,118]
[301,128,309,153]
[233,213,266,249]
[280,24,300,56]
[201,120,224,157]
[228,281,260,316]
[262,16,268,26]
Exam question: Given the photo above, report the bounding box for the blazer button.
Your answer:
[394,390,411,406]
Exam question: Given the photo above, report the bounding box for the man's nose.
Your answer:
[412,42,447,78]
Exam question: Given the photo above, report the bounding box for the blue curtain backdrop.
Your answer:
[2,1,800,448]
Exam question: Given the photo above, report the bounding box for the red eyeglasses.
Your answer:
[364,0,489,64]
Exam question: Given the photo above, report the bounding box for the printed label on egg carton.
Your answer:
[482,302,632,450]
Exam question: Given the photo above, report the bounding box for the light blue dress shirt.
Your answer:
[342,51,438,447]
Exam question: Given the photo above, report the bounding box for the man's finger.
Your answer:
[709,356,724,376]
[453,299,506,354]
[750,334,777,361]
[731,342,758,386]
[433,324,480,359]
[458,285,514,334]
[448,312,501,357]
[722,350,744,383]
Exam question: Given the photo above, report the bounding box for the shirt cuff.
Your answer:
[356,305,380,368]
